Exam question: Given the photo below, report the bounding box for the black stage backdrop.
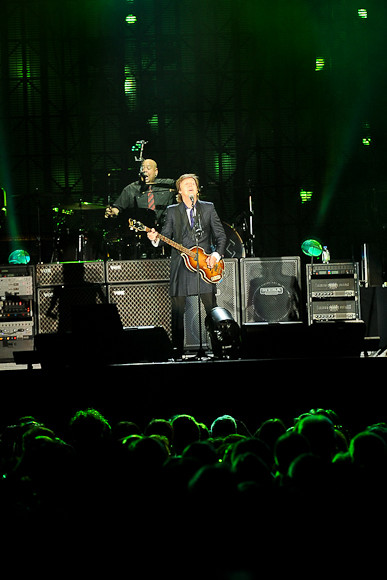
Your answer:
[1,0,387,274]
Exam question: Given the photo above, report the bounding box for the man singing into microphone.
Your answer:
[105,159,175,227]
[147,173,227,358]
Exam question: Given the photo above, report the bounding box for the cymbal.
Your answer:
[55,201,105,211]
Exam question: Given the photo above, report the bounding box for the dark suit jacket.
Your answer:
[160,200,227,296]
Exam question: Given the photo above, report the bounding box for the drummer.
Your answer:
[105,159,175,227]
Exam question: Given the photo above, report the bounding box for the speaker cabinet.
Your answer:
[184,258,241,350]
[36,284,107,334]
[108,282,172,340]
[106,259,170,284]
[240,257,301,323]
[36,261,105,286]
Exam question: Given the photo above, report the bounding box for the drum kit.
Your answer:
[51,200,106,262]
[51,200,166,262]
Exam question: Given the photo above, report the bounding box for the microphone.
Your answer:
[189,194,195,206]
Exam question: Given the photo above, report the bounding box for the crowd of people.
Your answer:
[1,405,386,576]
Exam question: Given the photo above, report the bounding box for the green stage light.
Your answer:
[358,9,367,19]
[300,189,313,204]
[148,114,159,129]
[9,249,30,264]
[301,239,323,257]
[125,15,137,24]
[124,71,136,95]
[315,58,325,72]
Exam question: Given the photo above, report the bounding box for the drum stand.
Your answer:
[77,231,86,261]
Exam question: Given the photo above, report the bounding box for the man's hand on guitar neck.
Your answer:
[147,228,159,245]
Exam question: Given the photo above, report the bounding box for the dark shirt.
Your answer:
[112,178,176,226]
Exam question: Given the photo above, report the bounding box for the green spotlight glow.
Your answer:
[358,9,368,19]
[362,137,372,146]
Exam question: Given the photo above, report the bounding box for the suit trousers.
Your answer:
[171,292,217,354]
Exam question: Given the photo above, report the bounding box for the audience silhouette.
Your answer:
[1,405,386,577]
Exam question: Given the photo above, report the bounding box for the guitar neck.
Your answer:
[147,227,196,258]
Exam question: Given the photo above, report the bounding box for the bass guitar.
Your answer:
[128,218,225,284]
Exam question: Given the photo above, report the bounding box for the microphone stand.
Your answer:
[191,198,206,360]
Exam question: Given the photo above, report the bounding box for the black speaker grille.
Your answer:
[37,284,107,333]
[36,262,105,286]
[106,259,170,284]
[108,283,172,340]
[241,257,301,323]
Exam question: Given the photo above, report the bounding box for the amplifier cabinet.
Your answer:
[309,277,357,298]
[36,261,105,287]
[36,284,107,334]
[108,282,172,340]
[240,257,302,324]
[107,258,240,352]
[0,265,34,339]
[106,259,170,284]
[0,320,34,361]
[307,262,361,324]
[309,299,360,321]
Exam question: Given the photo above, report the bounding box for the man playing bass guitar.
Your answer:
[147,173,227,359]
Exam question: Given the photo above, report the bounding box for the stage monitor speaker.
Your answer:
[70,303,123,336]
[108,282,172,341]
[184,258,240,351]
[35,324,172,367]
[241,320,365,359]
[240,257,301,324]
